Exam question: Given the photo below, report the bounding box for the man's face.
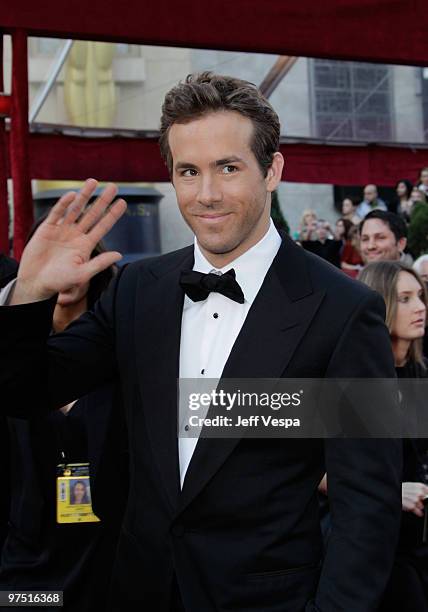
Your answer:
[363,185,377,203]
[168,111,283,265]
[360,218,406,263]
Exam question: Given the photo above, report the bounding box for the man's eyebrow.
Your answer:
[214,156,245,167]
[174,161,198,171]
[174,157,245,171]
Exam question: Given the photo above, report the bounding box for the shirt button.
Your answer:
[213,313,219,319]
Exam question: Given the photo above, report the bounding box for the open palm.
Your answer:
[15,179,127,302]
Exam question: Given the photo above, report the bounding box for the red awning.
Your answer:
[2,0,428,67]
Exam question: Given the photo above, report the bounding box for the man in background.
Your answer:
[356,184,387,219]
[359,210,409,265]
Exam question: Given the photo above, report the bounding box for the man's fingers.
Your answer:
[87,198,127,245]
[84,251,123,278]
[62,178,99,226]
[45,191,77,225]
[78,183,119,233]
[45,178,99,227]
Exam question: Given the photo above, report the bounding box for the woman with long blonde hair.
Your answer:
[297,208,318,241]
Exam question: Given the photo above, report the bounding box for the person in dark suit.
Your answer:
[0,72,402,612]
[0,241,128,612]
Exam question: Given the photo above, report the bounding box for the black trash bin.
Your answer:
[33,187,163,264]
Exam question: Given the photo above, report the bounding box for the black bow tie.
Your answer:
[179,268,245,304]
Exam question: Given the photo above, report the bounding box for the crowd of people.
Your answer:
[294,174,428,611]
[295,171,428,281]
[0,72,427,611]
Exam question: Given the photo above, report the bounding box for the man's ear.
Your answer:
[398,237,407,253]
[266,152,284,192]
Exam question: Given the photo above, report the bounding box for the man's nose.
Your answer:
[197,176,222,206]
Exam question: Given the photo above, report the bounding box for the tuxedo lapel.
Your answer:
[178,236,326,513]
[134,248,193,512]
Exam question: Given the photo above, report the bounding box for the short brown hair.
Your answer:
[358,261,427,367]
[159,72,280,177]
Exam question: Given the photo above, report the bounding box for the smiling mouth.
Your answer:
[197,213,231,223]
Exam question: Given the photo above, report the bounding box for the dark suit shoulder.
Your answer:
[281,235,379,311]
[308,249,373,300]
[119,245,194,281]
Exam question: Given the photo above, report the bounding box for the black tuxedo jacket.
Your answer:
[0,384,128,612]
[0,235,402,612]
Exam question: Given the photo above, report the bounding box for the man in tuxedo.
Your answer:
[0,72,402,611]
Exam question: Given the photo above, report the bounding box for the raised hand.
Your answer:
[12,179,127,305]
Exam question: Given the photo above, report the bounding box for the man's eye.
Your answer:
[182,169,198,177]
[222,165,237,174]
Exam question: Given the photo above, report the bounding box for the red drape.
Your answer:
[0,33,9,254]
[1,0,428,67]
[3,131,426,187]
[10,29,33,259]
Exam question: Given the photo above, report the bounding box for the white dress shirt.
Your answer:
[178,220,281,487]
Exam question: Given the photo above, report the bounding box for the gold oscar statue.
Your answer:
[64,40,116,127]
